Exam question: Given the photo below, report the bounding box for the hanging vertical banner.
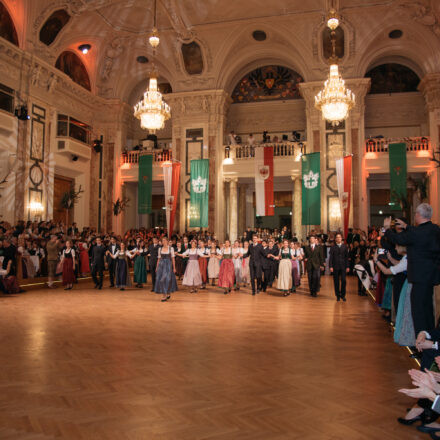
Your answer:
[301,152,321,225]
[138,154,153,214]
[190,159,209,228]
[335,155,352,238]
[389,143,407,211]
[254,146,274,216]
[163,161,181,235]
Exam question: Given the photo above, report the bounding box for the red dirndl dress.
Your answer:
[218,251,235,289]
[78,242,90,274]
[62,250,76,285]
[198,251,208,284]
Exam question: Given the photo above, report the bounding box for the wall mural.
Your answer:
[365,63,420,94]
[0,1,19,46]
[181,41,204,75]
[55,51,91,91]
[232,65,303,103]
[39,9,70,46]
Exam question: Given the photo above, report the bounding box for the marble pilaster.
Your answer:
[229,178,238,242]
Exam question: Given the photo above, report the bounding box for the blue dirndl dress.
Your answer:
[154,252,178,294]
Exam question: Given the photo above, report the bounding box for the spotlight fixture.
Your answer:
[71,155,79,161]
[78,44,91,54]
[92,136,103,153]
[14,105,30,121]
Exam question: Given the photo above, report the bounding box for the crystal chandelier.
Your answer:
[315,9,355,126]
[134,0,171,132]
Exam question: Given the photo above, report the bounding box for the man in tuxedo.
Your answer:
[147,237,160,291]
[106,236,119,287]
[329,233,350,301]
[243,234,265,295]
[304,235,325,297]
[384,203,440,335]
[91,237,106,289]
[265,238,279,289]
[260,240,272,292]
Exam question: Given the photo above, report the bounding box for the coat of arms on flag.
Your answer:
[258,165,270,180]
[166,195,174,210]
[303,170,319,189]
[191,176,207,193]
[341,191,349,209]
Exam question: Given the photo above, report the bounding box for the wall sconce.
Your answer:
[29,201,44,218]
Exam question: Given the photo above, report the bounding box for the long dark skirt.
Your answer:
[116,259,129,288]
[155,258,178,294]
[62,258,75,285]
[175,255,185,278]
[133,256,147,284]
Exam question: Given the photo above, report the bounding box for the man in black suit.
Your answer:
[91,237,106,289]
[329,233,349,301]
[106,236,119,287]
[243,235,265,295]
[265,238,279,289]
[147,237,160,291]
[304,235,325,297]
[384,203,440,335]
[260,240,272,292]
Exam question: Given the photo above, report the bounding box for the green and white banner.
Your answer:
[388,143,407,211]
[138,154,153,214]
[301,152,321,225]
[190,159,209,228]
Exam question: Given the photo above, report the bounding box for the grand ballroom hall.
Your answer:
[1,0,440,439]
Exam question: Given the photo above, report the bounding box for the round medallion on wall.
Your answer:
[29,162,44,187]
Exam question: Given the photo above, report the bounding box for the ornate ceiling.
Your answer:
[2,0,440,104]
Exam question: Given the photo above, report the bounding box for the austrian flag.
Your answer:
[254,146,274,216]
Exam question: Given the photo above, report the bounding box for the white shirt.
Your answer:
[158,247,175,258]
[390,255,408,275]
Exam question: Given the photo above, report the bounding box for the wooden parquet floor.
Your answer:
[0,276,426,440]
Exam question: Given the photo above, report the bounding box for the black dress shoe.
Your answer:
[337,297,340,301]
[252,291,256,295]
[342,297,346,302]
[110,284,115,288]
[397,415,423,425]
[94,284,98,289]
[98,285,102,290]
[418,425,440,433]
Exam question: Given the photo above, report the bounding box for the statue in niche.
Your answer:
[55,51,91,91]
[181,41,204,75]
[39,9,70,46]
[322,26,344,59]
[0,2,19,46]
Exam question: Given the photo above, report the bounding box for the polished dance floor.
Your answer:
[0,276,426,439]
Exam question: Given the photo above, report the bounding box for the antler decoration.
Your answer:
[113,197,130,216]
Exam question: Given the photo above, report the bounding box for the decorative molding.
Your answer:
[419,73,440,111]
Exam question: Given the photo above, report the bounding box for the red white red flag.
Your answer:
[335,156,352,239]
[163,161,181,235]
[254,146,274,216]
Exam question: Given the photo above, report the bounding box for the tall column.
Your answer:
[229,178,238,242]
[238,183,247,238]
[292,176,302,240]
[419,73,440,224]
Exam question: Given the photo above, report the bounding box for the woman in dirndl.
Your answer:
[198,240,209,289]
[78,240,90,277]
[131,240,147,288]
[174,240,185,279]
[277,240,293,296]
[208,242,220,286]
[109,242,132,291]
[290,241,302,293]
[179,240,203,293]
[61,240,76,290]
[217,240,235,294]
[232,240,244,290]
[155,237,178,302]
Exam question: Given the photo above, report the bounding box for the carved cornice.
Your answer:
[418,73,440,111]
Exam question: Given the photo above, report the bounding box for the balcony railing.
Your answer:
[225,142,306,161]
[365,137,430,153]
[121,150,172,165]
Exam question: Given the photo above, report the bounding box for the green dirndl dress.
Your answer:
[133,250,147,284]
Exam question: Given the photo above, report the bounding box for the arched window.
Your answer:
[365,63,420,94]
[231,65,303,103]
[322,26,344,59]
[0,1,19,46]
[39,9,70,46]
[55,51,91,91]
[181,41,204,75]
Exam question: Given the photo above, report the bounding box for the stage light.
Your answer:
[78,44,91,54]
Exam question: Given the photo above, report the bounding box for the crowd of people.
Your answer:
[2,204,440,434]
